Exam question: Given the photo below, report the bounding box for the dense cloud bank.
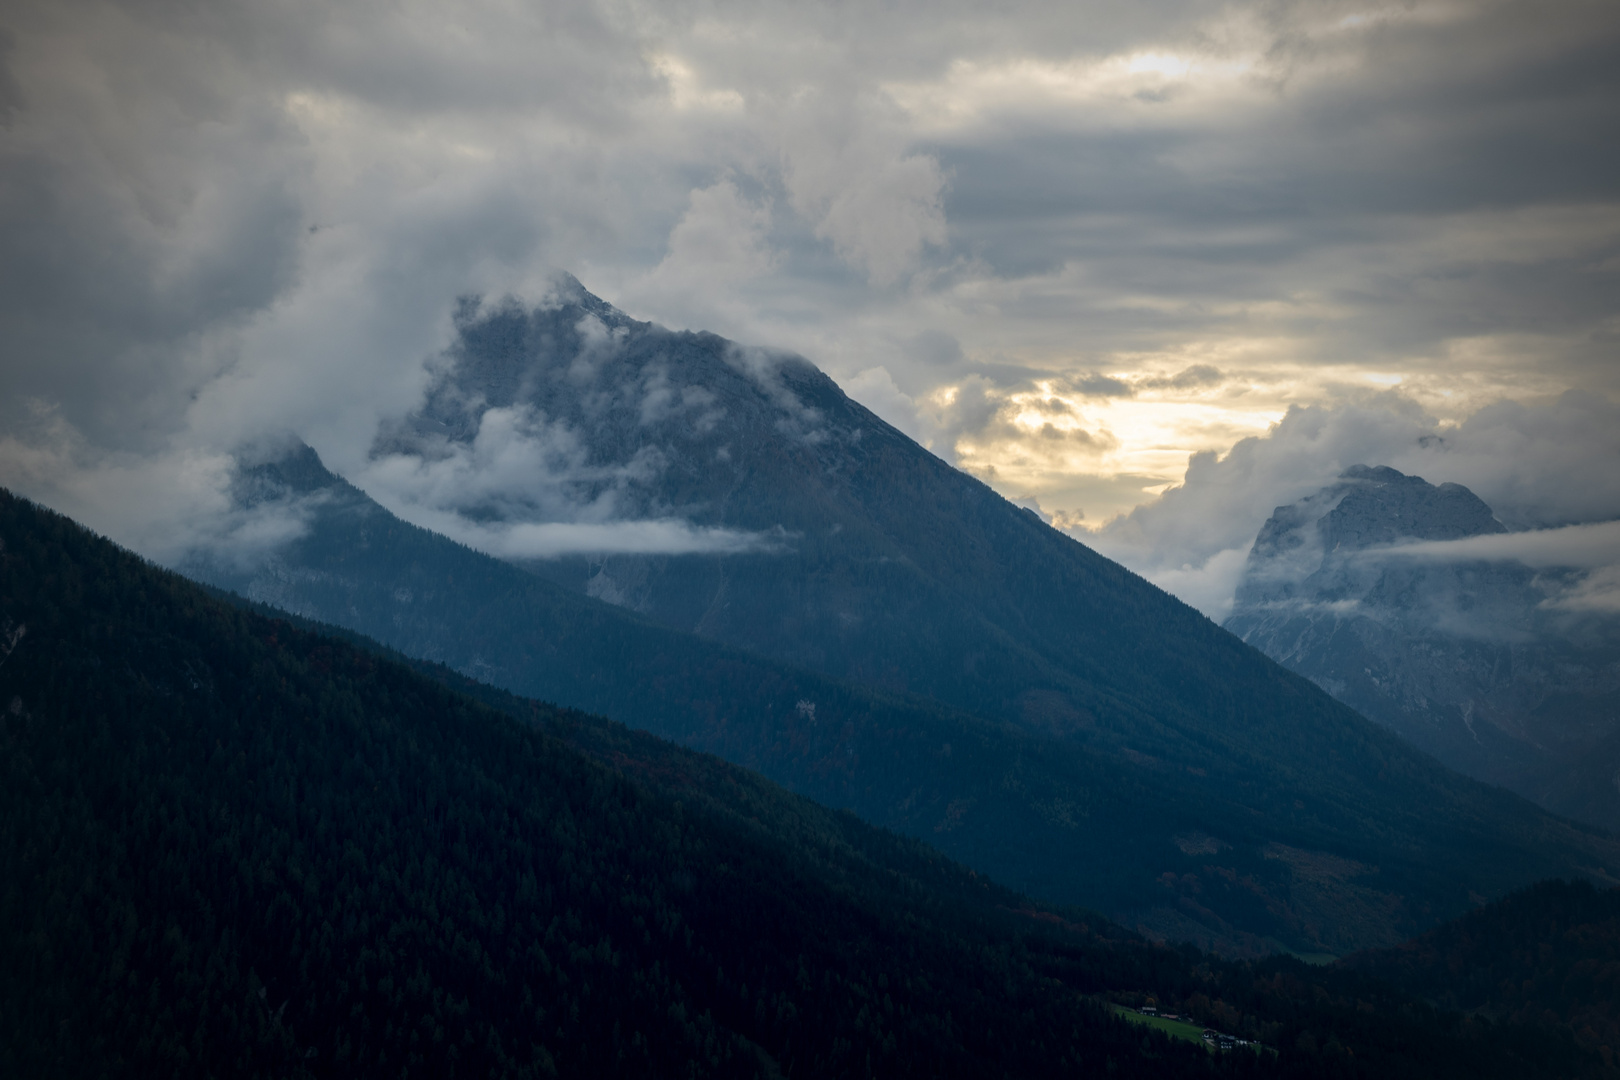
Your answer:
[0,0,1615,577]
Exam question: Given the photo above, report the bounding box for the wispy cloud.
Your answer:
[387,506,787,560]
[1364,519,1620,570]
[1357,519,1620,616]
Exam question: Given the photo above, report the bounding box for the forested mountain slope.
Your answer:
[183,448,1620,958]
[1,488,1607,1079]
[0,488,1189,1078]
[1346,880,1620,1062]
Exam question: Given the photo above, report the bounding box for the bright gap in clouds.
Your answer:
[931,357,1434,526]
[952,391,1290,523]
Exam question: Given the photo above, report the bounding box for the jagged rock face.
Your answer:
[1227,466,1620,830]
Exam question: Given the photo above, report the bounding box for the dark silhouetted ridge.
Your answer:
[2,488,1609,1079]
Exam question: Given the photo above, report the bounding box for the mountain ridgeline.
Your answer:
[11,489,1612,1079]
[1226,466,1620,830]
[185,280,1620,958]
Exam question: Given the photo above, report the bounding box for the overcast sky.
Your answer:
[1,0,1617,615]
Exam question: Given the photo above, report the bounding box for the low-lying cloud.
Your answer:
[1554,566,1620,614]
[1361,520,1620,617]
[387,507,785,560]
[1368,520,1620,571]
[363,401,655,527]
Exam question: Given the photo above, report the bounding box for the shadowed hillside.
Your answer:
[1347,880,1620,1064]
[2,488,1610,1079]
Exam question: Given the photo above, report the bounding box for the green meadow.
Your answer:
[1110,1004,1210,1048]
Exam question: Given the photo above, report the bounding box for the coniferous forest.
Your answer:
[1347,879,1620,1060]
[1,486,1614,1078]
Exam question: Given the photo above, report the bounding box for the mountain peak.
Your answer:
[1242,466,1504,603]
[232,439,342,504]
[374,278,860,534]
[1324,464,1504,553]
[1339,463,1408,483]
[1227,466,1620,830]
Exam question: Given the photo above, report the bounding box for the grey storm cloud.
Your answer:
[0,0,1616,572]
[925,0,1620,379]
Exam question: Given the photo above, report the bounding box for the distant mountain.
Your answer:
[178,450,1620,955]
[1225,465,1620,829]
[1,489,1604,1079]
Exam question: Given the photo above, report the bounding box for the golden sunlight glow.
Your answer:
[946,368,1291,525]
[940,322,1591,525]
[925,318,1584,529]
[881,48,1258,131]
